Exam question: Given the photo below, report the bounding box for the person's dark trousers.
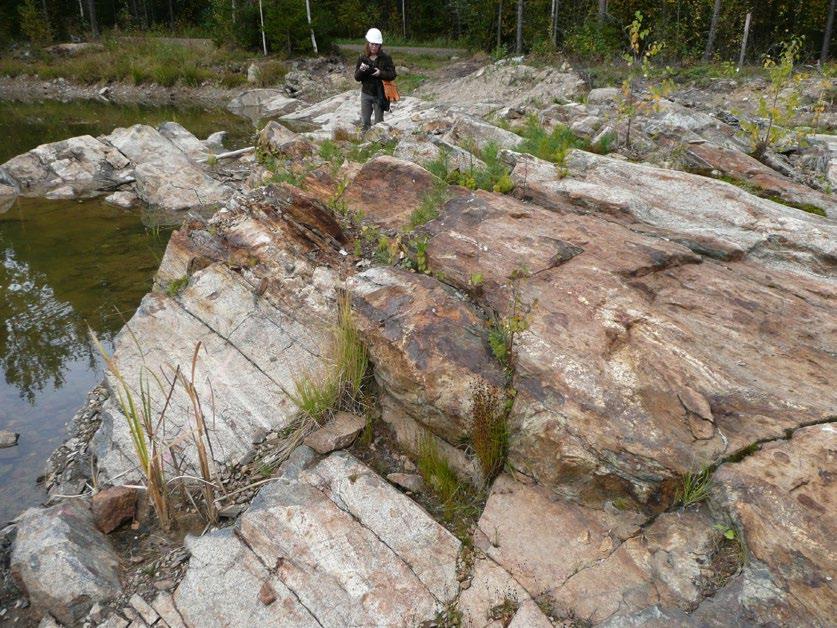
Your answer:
[361,93,383,131]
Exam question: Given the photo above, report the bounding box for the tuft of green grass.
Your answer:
[675,467,712,507]
[290,293,368,423]
[409,181,448,229]
[517,115,589,164]
[417,431,461,510]
[165,276,189,297]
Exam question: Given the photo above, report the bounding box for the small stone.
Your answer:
[153,579,175,591]
[37,615,61,628]
[303,412,366,454]
[91,486,138,534]
[258,581,277,606]
[387,473,425,493]
[0,430,19,448]
[151,592,186,628]
[129,593,159,625]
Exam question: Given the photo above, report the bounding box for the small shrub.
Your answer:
[517,116,588,164]
[18,0,52,49]
[332,127,354,143]
[738,37,806,159]
[489,595,519,624]
[676,467,712,507]
[470,381,508,481]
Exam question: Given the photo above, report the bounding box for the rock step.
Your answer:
[172,451,461,626]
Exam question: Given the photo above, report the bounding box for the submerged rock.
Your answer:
[0,430,19,448]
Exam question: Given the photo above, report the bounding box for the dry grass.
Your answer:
[470,381,508,482]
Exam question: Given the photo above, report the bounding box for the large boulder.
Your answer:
[104,124,232,211]
[442,113,522,153]
[132,160,233,211]
[421,189,835,506]
[510,150,836,279]
[157,121,210,162]
[0,135,132,198]
[11,500,122,625]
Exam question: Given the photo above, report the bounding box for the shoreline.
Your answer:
[0,75,245,109]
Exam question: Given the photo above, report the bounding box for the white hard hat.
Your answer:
[365,28,383,44]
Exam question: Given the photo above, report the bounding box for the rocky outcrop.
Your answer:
[343,155,438,230]
[174,451,460,626]
[510,150,836,278]
[683,141,836,218]
[418,187,834,506]
[93,184,346,483]
[0,134,132,198]
[349,267,505,479]
[11,500,122,625]
[227,88,305,122]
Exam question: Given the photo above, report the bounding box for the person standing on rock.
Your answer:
[354,28,397,133]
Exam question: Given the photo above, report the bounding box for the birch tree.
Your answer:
[703,0,722,61]
[822,0,836,63]
[515,0,523,53]
[305,0,318,54]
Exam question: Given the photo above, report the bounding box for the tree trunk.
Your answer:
[550,0,557,44]
[231,0,236,24]
[86,0,99,37]
[305,0,318,55]
[822,0,836,64]
[168,0,174,28]
[402,0,406,38]
[497,0,502,51]
[258,0,268,55]
[738,11,751,68]
[78,0,85,23]
[598,0,606,24]
[703,0,722,61]
[515,0,523,54]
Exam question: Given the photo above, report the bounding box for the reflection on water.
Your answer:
[0,197,171,523]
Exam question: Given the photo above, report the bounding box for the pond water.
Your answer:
[0,100,254,523]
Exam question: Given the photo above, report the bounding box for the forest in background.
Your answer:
[1,0,835,65]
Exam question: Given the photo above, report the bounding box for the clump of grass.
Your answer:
[425,142,514,194]
[417,431,461,511]
[409,180,449,228]
[256,59,287,86]
[165,275,189,297]
[470,381,509,482]
[489,595,519,624]
[290,293,368,423]
[676,466,712,507]
[332,127,354,143]
[517,115,589,164]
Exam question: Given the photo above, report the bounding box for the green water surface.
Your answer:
[0,100,254,523]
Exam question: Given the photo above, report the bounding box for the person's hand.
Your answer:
[372,68,381,77]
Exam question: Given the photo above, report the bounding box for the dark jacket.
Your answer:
[354,51,396,98]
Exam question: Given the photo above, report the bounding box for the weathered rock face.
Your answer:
[132,159,233,212]
[175,451,459,625]
[93,185,346,483]
[683,142,836,218]
[158,121,211,162]
[711,424,836,622]
[511,150,836,279]
[104,124,233,211]
[0,134,132,198]
[349,266,505,478]
[344,155,437,230]
[443,113,522,153]
[419,188,835,506]
[418,62,584,111]
[11,500,122,625]
[256,120,316,161]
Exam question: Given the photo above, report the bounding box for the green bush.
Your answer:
[517,116,589,164]
[564,19,621,60]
